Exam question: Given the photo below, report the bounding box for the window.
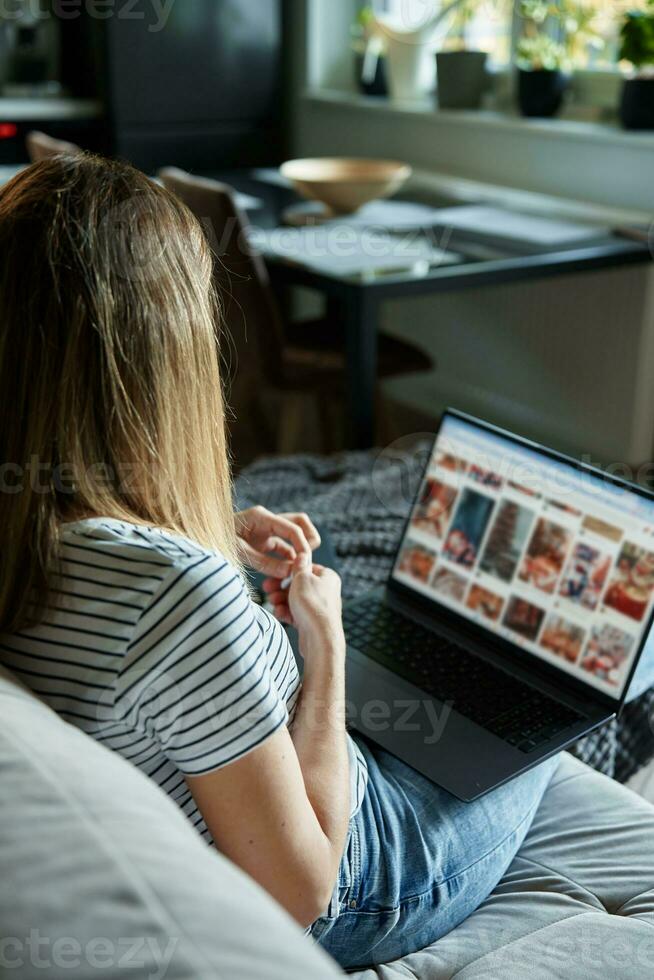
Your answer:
[367,0,513,67]
[516,0,652,72]
[452,1,513,67]
[364,0,652,73]
[350,0,654,116]
[587,1,629,68]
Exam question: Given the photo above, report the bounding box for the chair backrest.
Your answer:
[158,167,285,387]
[26,130,82,163]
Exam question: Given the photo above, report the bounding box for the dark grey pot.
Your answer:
[620,77,654,130]
[436,50,488,110]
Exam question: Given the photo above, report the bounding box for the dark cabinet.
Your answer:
[104,0,285,171]
[1,1,286,171]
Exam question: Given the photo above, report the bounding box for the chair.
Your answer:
[26,130,82,163]
[158,167,433,458]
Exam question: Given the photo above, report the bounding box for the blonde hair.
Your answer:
[0,154,239,632]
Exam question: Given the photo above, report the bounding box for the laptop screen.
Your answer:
[392,413,654,700]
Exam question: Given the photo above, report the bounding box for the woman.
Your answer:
[0,155,558,970]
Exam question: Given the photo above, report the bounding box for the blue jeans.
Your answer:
[311,737,560,971]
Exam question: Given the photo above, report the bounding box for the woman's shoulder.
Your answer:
[60,517,230,572]
[59,517,249,622]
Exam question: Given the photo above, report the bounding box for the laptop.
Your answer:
[343,409,654,800]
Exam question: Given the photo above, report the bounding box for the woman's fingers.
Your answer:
[267,514,312,559]
[237,508,322,587]
[238,508,320,568]
[257,554,295,577]
[273,603,293,624]
[266,589,288,607]
[257,536,297,575]
[279,512,321,549]
[260,536,296,560]
[261,582,293,623]
[239,541,294,578]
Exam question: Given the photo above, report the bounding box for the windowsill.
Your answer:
[305,87,654,151]
[296,87,653,222]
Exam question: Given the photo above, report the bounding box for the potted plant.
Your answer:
[618,2,654,130]
[516,1,604,118]
[367,0,471,104]
[516,33,568,117]
[436,1,489,110]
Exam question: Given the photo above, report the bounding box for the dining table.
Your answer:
[212,167,652,451]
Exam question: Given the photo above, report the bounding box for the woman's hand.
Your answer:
[235,506,320,578]
[263,555,344,644]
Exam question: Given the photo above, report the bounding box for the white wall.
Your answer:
[380,266,654,468]
[295,91,654,216]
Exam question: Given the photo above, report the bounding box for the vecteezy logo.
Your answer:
[371,434,434,518]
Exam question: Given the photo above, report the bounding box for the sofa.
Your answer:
[2,664,654,979]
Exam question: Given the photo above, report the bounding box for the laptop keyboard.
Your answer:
[342,598,582,754]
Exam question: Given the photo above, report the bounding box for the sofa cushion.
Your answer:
[4,660,654,980]
[0,668,342,980]
[351,753,654,979]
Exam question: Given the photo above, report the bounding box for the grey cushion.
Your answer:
[351,753,654,979]
[0,668,342,980]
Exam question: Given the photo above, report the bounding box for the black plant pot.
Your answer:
[436,50,488,110]
[517,68,567,118]
[355,52,388,97]
[620,77,654,130]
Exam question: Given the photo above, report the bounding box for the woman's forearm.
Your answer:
[290,624,351,869]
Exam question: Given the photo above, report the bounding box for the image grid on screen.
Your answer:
[393,416,654,696]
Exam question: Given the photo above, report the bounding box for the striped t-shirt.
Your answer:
[1,518,368,841]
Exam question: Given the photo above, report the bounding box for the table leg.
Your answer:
[342,290,379,450]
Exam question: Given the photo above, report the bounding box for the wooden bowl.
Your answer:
[280,157,412,216]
